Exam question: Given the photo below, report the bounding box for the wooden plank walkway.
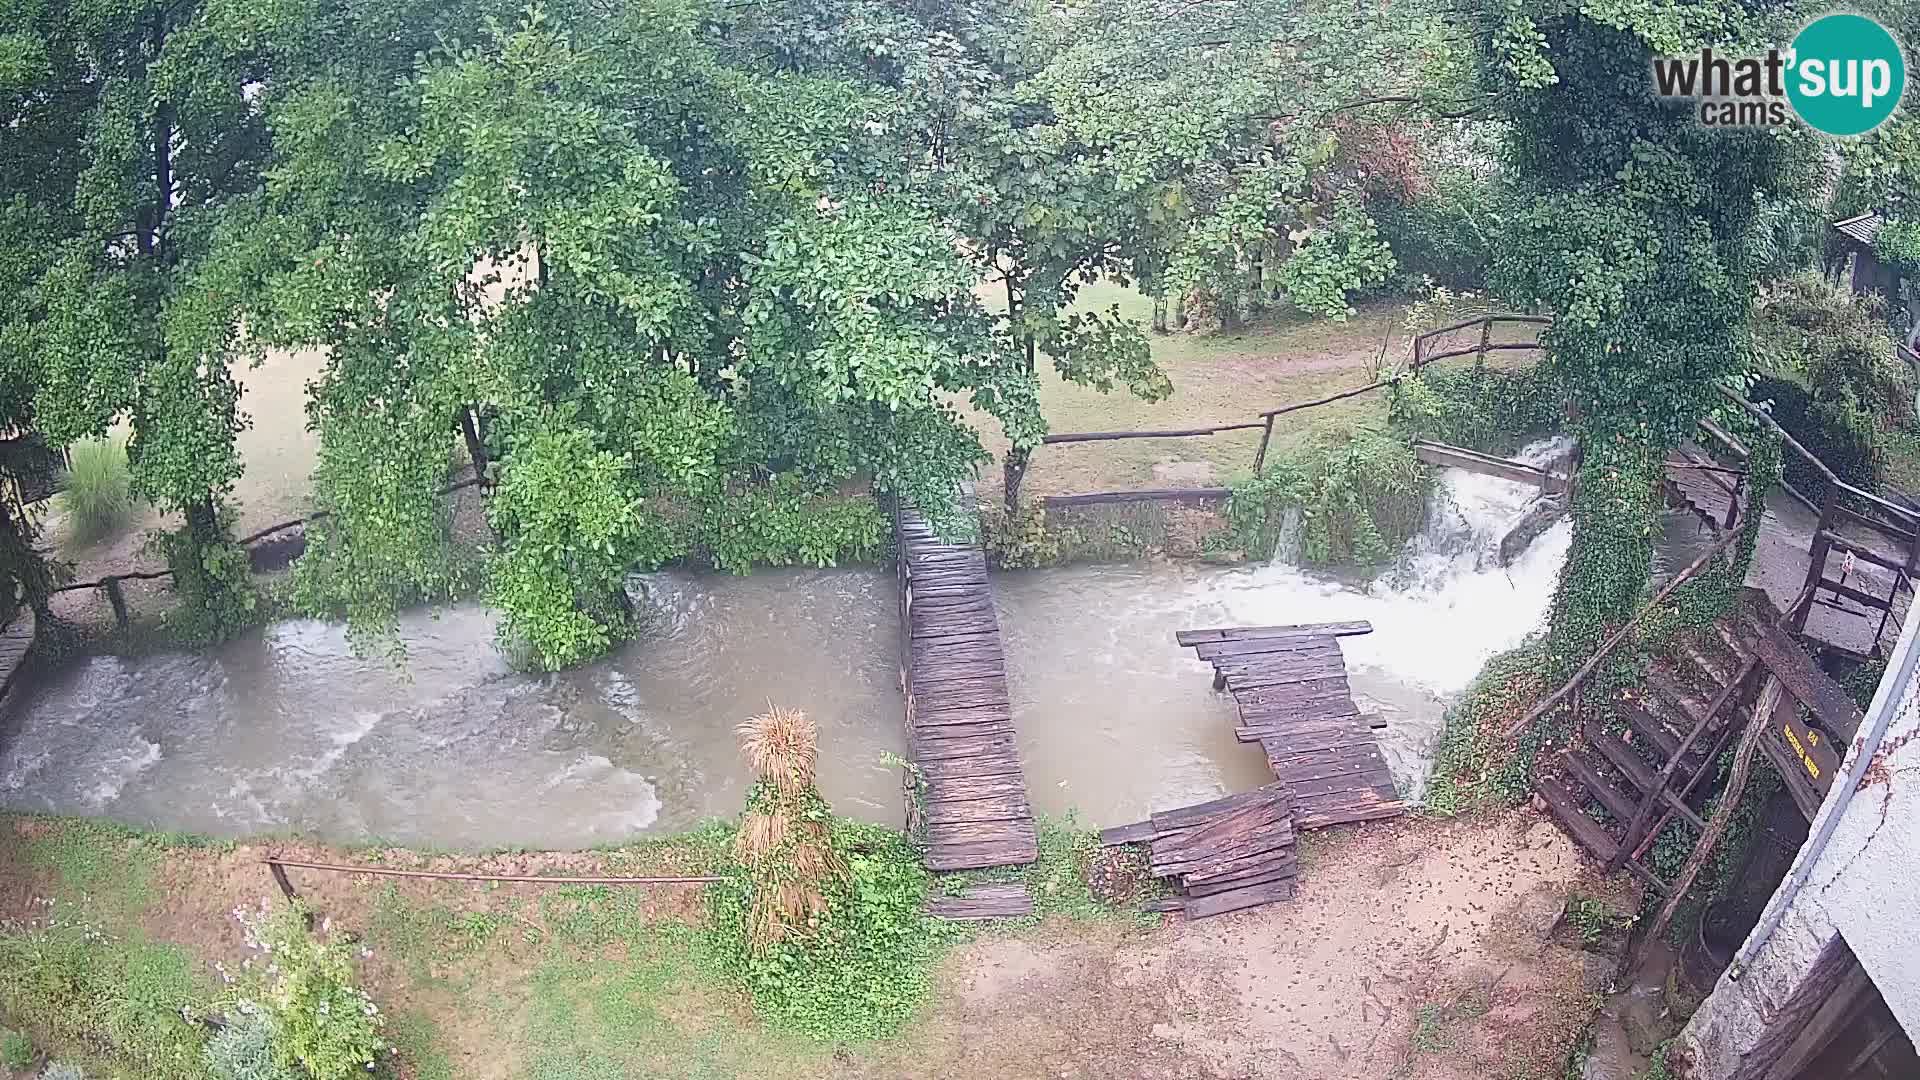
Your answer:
[0,607,35,704]
[1101,783,1299,919]
[896,503,1039,872]
[1177,622,1406,830]
[926,883,1035,921]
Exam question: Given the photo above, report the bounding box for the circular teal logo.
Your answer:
[1787,14,1906,136]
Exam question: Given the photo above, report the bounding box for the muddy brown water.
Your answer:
[3,442,1691,851]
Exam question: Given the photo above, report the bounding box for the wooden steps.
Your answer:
[896,501,1038,872]
[1102,783,1299,920]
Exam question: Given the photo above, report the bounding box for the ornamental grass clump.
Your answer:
[732,707,848,951]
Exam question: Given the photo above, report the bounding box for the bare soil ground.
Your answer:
[0,810,1619,1080]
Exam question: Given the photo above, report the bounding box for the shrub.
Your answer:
[712,709,941,1040]
[1749,376,1882,498]
[1,1028,33,1070]
[149,503,261,646]
[979,503,1061,569]
[61,437,133,544]
[202,1015,294,1080]
[1388,363,1564,455]
[232,903,387,1080]
[693,477,887,574]
[1370,168,1498,290]
[1227,429,1431,567]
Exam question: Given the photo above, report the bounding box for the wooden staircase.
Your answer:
[1536,604,1766,892]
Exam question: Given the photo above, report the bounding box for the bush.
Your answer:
[1370,168,1497,290]
[149,503,261,646]
[1388,363,1564,455]
[231,903,387,1080]
[709,818,939,1041]
[1227,429,1431,567]
[1,1028,33,1070]
[1424,641,1555,813]
[693,477,887,574]
[979,503,1061,569]
[60,437,133,544]
[0,914,208,1075]
[1749,376,1882,498]
[202,1015,294,1080]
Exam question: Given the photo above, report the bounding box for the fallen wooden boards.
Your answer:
[926,882,1034,921]
[1178,621,1408,830]
[1102,783,1299,919]
[898,502,1039,872]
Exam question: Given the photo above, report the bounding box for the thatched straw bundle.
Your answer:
[737,705,818,794]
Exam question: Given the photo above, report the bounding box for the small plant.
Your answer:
[60,437,133,544]
[1,1028,34,1070]
[730,706,848,951]
[203,1014,295,1080]
[231,901,387,1080]
[1566,894,1630,946]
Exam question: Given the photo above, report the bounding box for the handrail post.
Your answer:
[1477,317,1491,368]
[1253,415,1276,475]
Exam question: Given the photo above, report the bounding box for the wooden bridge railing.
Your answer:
[1032,313,1548,508]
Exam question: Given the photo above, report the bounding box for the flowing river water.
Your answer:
[0,441,1677,851]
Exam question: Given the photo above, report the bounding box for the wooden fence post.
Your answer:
[1477,317,1492,368]
[459,405,490,492]
[103,577,129,633]
[1253,415,1276,476]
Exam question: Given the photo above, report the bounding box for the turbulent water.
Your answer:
[2,441,1602,847]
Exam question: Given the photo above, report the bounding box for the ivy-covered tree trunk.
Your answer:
[1545,438,1662,672]
[1151,295,1168,334]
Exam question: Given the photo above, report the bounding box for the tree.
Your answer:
[0,0,267,639]
[1467,0,1816,660]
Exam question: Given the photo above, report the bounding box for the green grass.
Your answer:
[930,814,1165,929]
[1,1027,34,1070]
[60,436,134,545]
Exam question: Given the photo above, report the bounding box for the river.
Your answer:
[1,444,1617,850]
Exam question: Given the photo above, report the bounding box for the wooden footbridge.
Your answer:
[893,501,1039,873]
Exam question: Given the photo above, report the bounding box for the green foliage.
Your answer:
[1,1028,34,1070]
[708,818,941,1041]
[1228,430,1430,567]
[1750,377,1883,499]
[1547,439,1661,670]
[59,437,132,545]
[1425,641,1558,813]
[1753,276,1912,429]
[695,480,886,575]
[150,511,260,646]
[1272,197,1398,321]
[1565,894,1630,946]
[1844,657,1889,712]
[979,504,1062,570]
[234,902,387,1080]
[1388,364,1564,455]
[1874,219,1920,276]
[1371,159,1499,291]
[0,910,210,1077]
[202,1016,295,1080]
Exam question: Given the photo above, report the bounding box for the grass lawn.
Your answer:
[977,283,1542,500]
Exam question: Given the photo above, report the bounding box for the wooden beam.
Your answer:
[1175,621,1373,646]
[1041,487,1231,508]
[1412,440,1557,488]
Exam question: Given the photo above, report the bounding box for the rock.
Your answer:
[1580,1013,1647,1080]
[1199,549,1246,565]
[1499,495,1567,566]
[1506,883,1568,941]
[1527,821,1560,849]
[1581,951,1617,993]
[1531,793,1549,814]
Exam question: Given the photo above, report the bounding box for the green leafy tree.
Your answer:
[1469,0,1816,661]
[0,0,265,638]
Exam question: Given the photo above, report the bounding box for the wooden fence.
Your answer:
[1029,314,1550,509]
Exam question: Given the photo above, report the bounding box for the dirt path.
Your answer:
[858,813,1603,1080]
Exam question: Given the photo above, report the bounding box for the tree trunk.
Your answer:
[1151,294,1168,334]
[1172,293,1188,331]
[1003,448,1029,513]
[459,405,491,492]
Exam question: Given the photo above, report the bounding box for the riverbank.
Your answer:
[0,810,1626,1080]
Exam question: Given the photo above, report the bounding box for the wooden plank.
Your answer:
[1293,801,1409,831]
[923,773,1029,803]
[912,734,1017,761]
[1175,621,1373,646]
[1184,860,1298,897]
[1183,845,1299,887]
[927,794,1033,824]
[1099,820,1155,846]
[915,754,1026,781]
[1413,440,1556,488]
[1748,621,1864,740]
[1149,783,1292,831]
[1190,636,1342,661]
[927,884,1034,921]
[1182,879,1296,920]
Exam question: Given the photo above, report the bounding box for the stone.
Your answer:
[1499,495,1568,566]
[1527,821,1560,849]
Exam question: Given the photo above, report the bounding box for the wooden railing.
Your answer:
[1031,313,1549,508]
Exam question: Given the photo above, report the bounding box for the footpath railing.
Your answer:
[1028,313,1550,509]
